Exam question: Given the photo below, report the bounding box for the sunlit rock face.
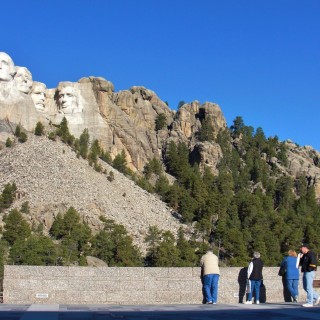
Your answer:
[0,52,15,82]
[56,82,83,115]
[0,52,228,176]
[0,52,19,101]
[0,53,46,131]
[14,67,32,94]
[30,82,47,112]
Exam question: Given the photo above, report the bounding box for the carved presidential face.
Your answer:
[14,67,32,94]
[31,82,46,111]
[58,86,78,114]
[0,52,15,82]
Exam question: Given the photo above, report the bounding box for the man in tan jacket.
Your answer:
[200,249,220,304]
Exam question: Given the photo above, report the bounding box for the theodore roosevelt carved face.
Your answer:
[0,52,15,82]
[14,66,33,94]
[31,82,47,111]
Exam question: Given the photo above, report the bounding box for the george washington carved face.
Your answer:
[0,52,15,82]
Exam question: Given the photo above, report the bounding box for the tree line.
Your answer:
[2,115,320,270]
[0,184,209,278]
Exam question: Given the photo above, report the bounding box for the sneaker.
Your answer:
[256,300,260,305]
[206,301,213,304]
[244,301,252,304]
[302,303,313,307]
[314,297,320,305]
[213,302,217,305]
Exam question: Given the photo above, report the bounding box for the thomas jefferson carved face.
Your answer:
[0,52,15,82]
[31,82,46,111]
[58,85,78,114]
[14,67,33,94]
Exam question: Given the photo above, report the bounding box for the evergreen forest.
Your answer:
[1,115,320,274]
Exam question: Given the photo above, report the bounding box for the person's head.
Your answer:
[300,243,310,254]
[14,66,32,94]
[253,251,261,259]
[288,250,297,257]
[0,52,15,81]
[56,82,79,114]
[31,82,47,111]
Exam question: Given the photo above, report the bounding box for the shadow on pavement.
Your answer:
[0,304,319,320]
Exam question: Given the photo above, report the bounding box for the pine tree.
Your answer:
[155,175,170,200]
[56,117,74,145]
[14,125,21,137]
[143,158,162,179]
[113,150,128,174]
[3,209,31,246]
[100,150,112,164]
[49,207,92,265]
[34,122,45,136]
[0,240,9,278]
[153,231,181,267]
[9,235,58,266]
[0,183,17,211]
[155,113,167,131]
[176,227,198,266]
[91,218,143,266]
[88,139,102,164]
[198,117,215,142]
[144,226,162,266]
[78,129,90,159]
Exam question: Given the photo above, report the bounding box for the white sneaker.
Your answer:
[256,300,260,304]
[315,297,320,305]
[302,303,313,307]
[244,301,252,304]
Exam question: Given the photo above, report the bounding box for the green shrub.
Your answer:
[34,122,45,136]
[5,138,13,147]
[18,132,27,143]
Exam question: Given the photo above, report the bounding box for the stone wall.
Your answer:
[3,265,314,304]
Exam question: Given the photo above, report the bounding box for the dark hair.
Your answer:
[300,243,310,249]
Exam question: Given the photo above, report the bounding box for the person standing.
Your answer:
[281,250,300,302]
[244,252,263,304]
[200,248,220,304]
[299,243,320,307]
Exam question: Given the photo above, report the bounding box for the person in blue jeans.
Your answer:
[200,248,220,304]
[244,252,263,304]
[280,250,300,302]
[299,243,320,307]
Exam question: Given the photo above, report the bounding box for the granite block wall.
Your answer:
[3,265,315,304]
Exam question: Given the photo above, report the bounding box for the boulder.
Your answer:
[86,256,108,267]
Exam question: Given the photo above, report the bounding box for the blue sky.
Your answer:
[2,0,320,150]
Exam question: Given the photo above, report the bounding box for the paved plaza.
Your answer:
[0,303,319,319]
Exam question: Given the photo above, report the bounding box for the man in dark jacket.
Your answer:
[299,243,320,307]
[244,251,263,304]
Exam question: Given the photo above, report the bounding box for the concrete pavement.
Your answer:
[0,303,319,319]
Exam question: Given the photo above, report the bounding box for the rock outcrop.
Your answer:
[273,140,320,197]
[0,52,227,175]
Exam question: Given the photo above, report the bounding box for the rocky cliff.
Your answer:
[0,50,226,175]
